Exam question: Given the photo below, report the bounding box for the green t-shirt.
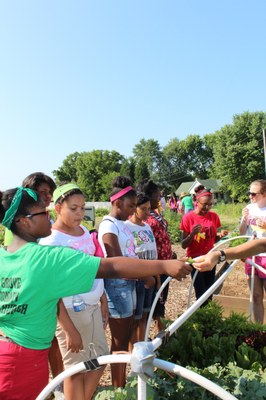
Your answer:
[0,242,100,349]
[181,195,194,211]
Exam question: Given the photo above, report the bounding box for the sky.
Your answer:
[0,0,265,190]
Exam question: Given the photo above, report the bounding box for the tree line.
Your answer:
[53,111,266,201]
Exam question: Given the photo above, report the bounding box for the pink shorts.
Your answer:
[245,256,266,279]
[0,340,49,400]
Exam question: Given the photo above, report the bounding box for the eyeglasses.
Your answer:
[197,202,213,208]
[24,211,50,219]
[248,192,261,197]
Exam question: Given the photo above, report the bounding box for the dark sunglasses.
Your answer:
[24,211,50,219]
[247,192,261,197]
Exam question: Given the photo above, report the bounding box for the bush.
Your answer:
[96,207,110,217]
[164,208,182,244]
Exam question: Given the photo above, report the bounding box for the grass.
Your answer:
[212,202,244,232]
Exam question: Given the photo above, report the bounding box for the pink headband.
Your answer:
[196,191,212,200]
[110,186,134,202]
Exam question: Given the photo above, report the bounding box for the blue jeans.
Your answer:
[104,279,136,318]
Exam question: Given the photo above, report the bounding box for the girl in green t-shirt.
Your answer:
[0,186,192,400]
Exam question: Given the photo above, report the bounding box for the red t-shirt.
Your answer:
[180,211,221,258]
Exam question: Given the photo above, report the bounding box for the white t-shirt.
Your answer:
[125,220,158,259]
[241,202,266,256]
[39,226,104,307]
[98,216,137,258]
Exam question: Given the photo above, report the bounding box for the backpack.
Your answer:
[90,229,104,257]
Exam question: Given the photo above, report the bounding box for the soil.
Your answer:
[99,244,249,388]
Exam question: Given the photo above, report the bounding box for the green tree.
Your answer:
[212,111,266,200]
[55,150,125,201]
[120,157,136,183]
[134,159,150,184]
[162,134,212,190]
[53,152,80,183]
[132,139,162,179]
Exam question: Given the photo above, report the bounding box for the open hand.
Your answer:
[192,252,220,272]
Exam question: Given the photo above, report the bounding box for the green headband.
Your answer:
[1,187,38,229]
[53,183,80,204]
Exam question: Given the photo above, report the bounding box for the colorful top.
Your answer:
[39,226,104,307]
[180,211,221,258]
[146,211,172,260]
[125,220,158,259]
[0,243,100,349]
[241,203,266,257]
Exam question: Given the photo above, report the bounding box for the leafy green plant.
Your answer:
[153,363,266,399]
[157,302,266,370]
[94,377,156,399]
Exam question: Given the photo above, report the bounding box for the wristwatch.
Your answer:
[218,250,226,263]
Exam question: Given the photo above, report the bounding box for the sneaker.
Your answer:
[53,384,65,400]
[53,391,65,400]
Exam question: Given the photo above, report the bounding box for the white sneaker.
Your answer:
[53,391,65,400]
[53,385,65,400]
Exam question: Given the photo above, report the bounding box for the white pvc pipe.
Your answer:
[138,375,147,400]
[151,260,239,352]
[250,258,255,321]
[37,353,238,400]
[187,269,198,308]
[246,258,266,275]
[144,276,171,342]
[154,358,238,400]
[147,236,252,340]
[187,235,251,308]
[36,354,130,400]
[246,257,266,322]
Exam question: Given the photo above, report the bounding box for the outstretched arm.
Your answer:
[96,257,192,281]
[193,238,266,272]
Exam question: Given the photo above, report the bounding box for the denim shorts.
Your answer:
[134,281,154,320]
[104,279,136,318]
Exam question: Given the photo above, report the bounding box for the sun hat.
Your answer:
[180,192,187,199]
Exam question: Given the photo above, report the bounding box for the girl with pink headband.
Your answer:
[180,187,228,306]
[98,176,138,388]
